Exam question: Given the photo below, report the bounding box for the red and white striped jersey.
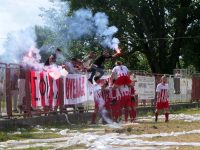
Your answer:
[93,83,104,105]
[156,83,169,102]
[116,85,131,100]
[112,65,129,78]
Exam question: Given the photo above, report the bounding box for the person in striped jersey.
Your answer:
[111,61,132,89]
[155,75,169,122]
[91,76,108,124]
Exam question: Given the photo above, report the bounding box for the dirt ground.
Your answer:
[1,108,200,149]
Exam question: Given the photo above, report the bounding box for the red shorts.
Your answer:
[115,76,132,86]
[130,97,137,107]
[105,99,111,110]
[120,95,132,107]
[95,101,99,108]
[156,101,169,109]
[110,100,120,111]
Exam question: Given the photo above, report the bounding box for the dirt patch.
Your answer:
[169,146,200,150]
[104,120,200,135]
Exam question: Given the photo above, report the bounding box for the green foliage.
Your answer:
[34,0,200,73]
[66,0,200,73]
[0,132,8,142]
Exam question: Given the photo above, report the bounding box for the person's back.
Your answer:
[111,61,132,87]
[112,65,129,78]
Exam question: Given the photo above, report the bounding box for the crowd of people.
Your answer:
[45,47,139,123]
[38,48,170,123]
[0,47,170,124]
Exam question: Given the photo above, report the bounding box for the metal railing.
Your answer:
[0,64,199,119]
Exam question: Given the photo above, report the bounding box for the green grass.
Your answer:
[1,107,200,142]
[170,107,200,114]
[56,144,87,150]
[0,132,62,142]
[0,126,62,142]
[17,147,50,150]
[12,132,61,140]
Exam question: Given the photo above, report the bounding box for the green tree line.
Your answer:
[36,0,200,73]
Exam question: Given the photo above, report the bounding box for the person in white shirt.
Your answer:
[91,76,109,124]
[155,75,169,122]
[111,61,132,88]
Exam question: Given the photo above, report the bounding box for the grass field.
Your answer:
[0,108,200,149]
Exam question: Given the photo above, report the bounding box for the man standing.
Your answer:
[91,76,109,124]
[155,75,169,122]
[88,50,118,84]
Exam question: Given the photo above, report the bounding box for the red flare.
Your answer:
[115,48,121,54]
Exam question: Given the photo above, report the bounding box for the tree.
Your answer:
[68,0,200,73]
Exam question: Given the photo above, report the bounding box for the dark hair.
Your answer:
[94,76,100,82]
[115,61,123,65]
[71,58,77,61]
[56,48,62,52]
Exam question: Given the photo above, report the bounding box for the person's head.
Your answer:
[56,48,62,53]
[115,61,123,66]
[102,50,110,56]
[71,58,77,64]
[94,76,101,84]
[49,55,56,64]
[88,51,96,58]
[161,75,167,84]
[176,70,180,74]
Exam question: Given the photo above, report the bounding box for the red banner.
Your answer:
[64,74,87,105]
[30,71,60,108]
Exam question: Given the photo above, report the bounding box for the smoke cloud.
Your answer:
[0,1,119,68]
[43,5,120,52]
[1,28,37,63]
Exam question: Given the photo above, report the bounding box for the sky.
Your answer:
[0,0,55,55]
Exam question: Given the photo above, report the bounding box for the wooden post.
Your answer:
[24,69,32,117]
[6,65,12,117]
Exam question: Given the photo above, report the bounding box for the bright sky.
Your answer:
[0,0,55,54]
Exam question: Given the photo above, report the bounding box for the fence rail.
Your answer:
[0,63,200,119]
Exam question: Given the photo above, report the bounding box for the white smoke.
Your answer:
[22,46,44,70]
[43,6,120,51]
[0,28,37,63]
[0,0,56,63]
[0,1,120,76]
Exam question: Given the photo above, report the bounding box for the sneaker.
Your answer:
[88,78,93,84]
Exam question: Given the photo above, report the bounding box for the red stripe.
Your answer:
[49,75,53,107]
[40,72,45,107]
[65,78,69,99]
[31,71,36,107]
[81,76,85,96]
[56,79,60,106]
